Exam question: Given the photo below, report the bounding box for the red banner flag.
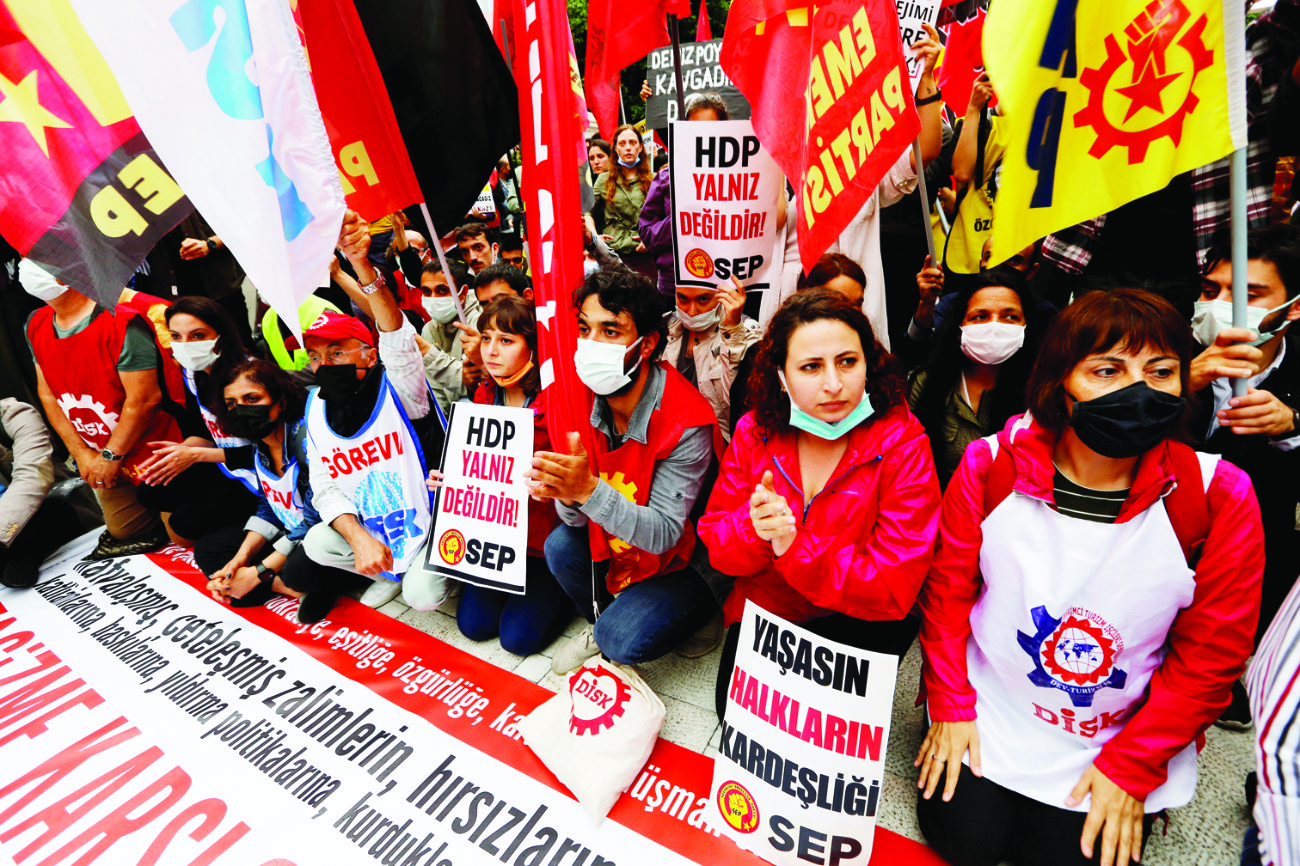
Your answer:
[0,0,191,306]
[585,0,687,140]
[513,0,593,456]
[935,1,986,117]
[697,0,713,41]
[291,0,422,222]
[721,0,920,273]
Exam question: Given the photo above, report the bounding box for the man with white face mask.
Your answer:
[1186,226,1300,728]
[415,258,480,413]
[663,277,759,441]
[527,268,724,674]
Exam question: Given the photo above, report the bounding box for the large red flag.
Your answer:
[585,0,688,140]
[935,1,986,117]
[0,0,191,305]
[697,0,713,41]
[291,0,422,222]
[721,0,920,273]
[513,0,592,456]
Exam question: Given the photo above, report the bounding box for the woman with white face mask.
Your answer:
[133,297,260,542]
[698,288,942,718]
[907,267,1047,488]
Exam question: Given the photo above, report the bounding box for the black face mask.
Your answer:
[1067,381,1186,459]
[314,364,367,404]
[226,403,279,441]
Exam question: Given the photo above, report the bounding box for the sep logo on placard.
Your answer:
[685,248,714,278]
[717,781,759,833]
[438,529,466,565]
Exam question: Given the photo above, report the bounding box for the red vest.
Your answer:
[117,290,188,408]
[589,363,721,593]
[28,305,180,481]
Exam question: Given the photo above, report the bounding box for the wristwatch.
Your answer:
[359,271,387,296]
[1270,406,1300,441]
[254,562,276,584]
[100,448,123,462]
[205,238,217,253]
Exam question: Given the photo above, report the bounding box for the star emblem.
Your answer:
[0,69,72,157]
[1115,65,1182,122]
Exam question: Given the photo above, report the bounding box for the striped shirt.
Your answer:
[1248,579,1300,866]
[1052,468,1127,524]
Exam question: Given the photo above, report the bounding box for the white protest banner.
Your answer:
[70,0,346,338]
[473,184,498,221]
[709,601,898,866]
[426,402,534,593]
[645,40,751,128]
[896,0,943,89]
[670,120,783,292]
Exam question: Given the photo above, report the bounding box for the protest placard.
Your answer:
[669,119,783,292]
[896,0,942,89]
[472,184,499,224]
[645,40,751,128]
[426,402,533,593]
[709,601,899,866]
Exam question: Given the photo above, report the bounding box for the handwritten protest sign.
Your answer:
[646,40,751,128]
[669,120,783,292]
[426,402,533,593]
[896,0,942,89]
[709,601,899,866]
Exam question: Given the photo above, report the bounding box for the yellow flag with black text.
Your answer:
[984,0,1246,265]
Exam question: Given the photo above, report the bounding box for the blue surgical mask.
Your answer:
[617,157,639,168]
[778,372,874,440]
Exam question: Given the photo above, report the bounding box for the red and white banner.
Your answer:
[721,0,920,273]
[69,0,346,337]
[291,0,423,222]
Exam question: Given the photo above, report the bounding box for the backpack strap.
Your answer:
[981,434,1017,516]
[288,420,313,504]
[1163,444,1215,568]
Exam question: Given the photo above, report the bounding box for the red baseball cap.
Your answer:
[289,310,375,349]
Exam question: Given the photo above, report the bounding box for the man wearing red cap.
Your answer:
[294,211,448,623]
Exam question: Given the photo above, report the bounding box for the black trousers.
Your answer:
[714,612,919,719]
[137,463,259,541]
[193,524,360,598]
[915,763,1154,866]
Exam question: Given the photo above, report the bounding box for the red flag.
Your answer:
[513,0,592,456]
[697,0,713,41]
[721,0,920,273]
[936,2,985,116]
[0,0,191,305]
[585,0,688,140]
[292,0,422,222]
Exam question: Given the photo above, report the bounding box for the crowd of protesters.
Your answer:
[3,2,1300,865]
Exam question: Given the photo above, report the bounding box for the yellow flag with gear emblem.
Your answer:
[983,0,1246,266]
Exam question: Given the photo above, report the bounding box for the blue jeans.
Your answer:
[456,555,575,656]
[543,522,718,665]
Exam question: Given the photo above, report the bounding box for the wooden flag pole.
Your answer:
[420,201,469,325]
[911,138,937,262]
[1229,146,1249,399]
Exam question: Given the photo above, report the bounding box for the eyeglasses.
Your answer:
[503,256,525,266]
[307,347,368,368]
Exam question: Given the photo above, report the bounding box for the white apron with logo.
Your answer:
[304,372,431,579]
[182,367,258,494]
[255,447,305,533]
[961,452,1216,812]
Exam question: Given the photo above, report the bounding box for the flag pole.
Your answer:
[911,138,937,262]
[1229,146,1248,399]
[668,14,687,119]
[420,201,469,325]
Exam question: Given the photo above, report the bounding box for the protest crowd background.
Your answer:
[1,0,1300,864]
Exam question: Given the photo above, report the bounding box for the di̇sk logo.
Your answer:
[1018,605,1127,708]
[567,664,631,735]
[57,394,118,441]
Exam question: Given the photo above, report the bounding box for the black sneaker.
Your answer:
[295,592,339,624]
[83,524,171,562]
[1215,679,1253,731]
[0,555,42,589]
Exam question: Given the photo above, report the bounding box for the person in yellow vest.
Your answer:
[943,73,1004,279]
[262,295,343,372]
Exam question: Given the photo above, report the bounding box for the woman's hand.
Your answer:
[914,720,981,802]
[718,276,746,327]
[426,469,445,492]
[749,470,796,556]
[1069,765,1145,866]
[207,565,258,604]
[137,440,202,486]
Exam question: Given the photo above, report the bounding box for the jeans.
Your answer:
[456,555,576,656]
[543,522,718,665]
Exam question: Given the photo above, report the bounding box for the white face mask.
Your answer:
[423,295,459,324]
[677,304,721,332]
[19,259,68,301]
[171,339,220,372]
[960,321,1025,366]
[574,337,644,395]
[1191,297,1298,348]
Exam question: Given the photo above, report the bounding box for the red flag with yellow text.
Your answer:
[0,0,191,306]
[722,0,920,273]
[291,0,422,222]
[585,0,688,140]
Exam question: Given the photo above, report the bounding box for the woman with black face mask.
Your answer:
[913,289,1265,866]
[193,359,353,609]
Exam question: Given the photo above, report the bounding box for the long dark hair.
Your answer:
[911,268,1045,444]
[605,124,654,204]
[748,289,905,436]
[213,358,308,435]
[165,296,248,410]
[478,295,541,395]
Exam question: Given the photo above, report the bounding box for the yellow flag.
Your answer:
[984,0,1246,265]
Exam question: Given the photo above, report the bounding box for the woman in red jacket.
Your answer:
[699,289,942,716]
[915,289,1264,866]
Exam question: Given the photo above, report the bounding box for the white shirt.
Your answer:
[1209,339,1300,450]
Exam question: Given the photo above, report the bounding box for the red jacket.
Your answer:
[699,404,942,626]
[919,414,1264,800]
